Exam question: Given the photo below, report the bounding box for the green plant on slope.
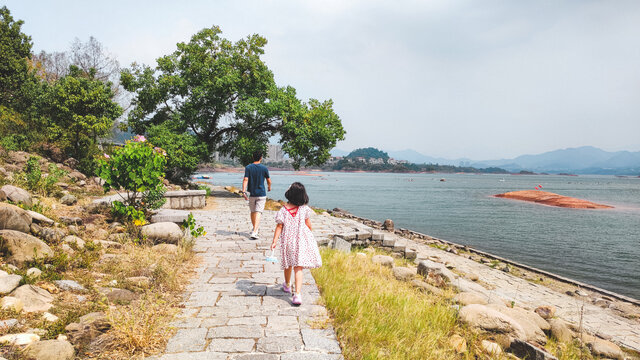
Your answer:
[181,213,206,238]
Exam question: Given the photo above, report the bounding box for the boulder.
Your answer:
[0,202,32,233]
[95,240,123,249]
[534,305,555,319]
[36,227,66,242]
[10,285,54,313]
[24,339,75,360]
[0,296,24,312]
[68,171,86,181]
[99,287,138,303]
[0,185,32,206]
[0,274,22,294]
[107,233,129,243]
[93,228,109,240]
[126,276,151,288]
[0,230,54,265]
[410,279,444,296]
[417,260,456,285]
[488,305,549,345]
[449,334,467,353]
[60,194,77,206]
[7,151,29,164]
[27,210,54,225]
[331,236,352,253]
[454,292,489,306]
[392,266,416,281]
[152,243,178,254]
[371,254,394,268]
[43,312,59,322]
[458,304,526,341]
[585,336,624,360]
[383,219,394,231]
[0,333,40,346]
[481,340,502,355]
[59,216,82,225]
[65,312,110,346]
[509,339,558,360]
[141,222,183,243]
[0,189,6,201]
[548,318,573,343]
[62,235,85,250]
[26,267,42,279]
[0,319,18,329]
[54,280,87,292]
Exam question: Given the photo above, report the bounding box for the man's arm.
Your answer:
[242,177,249,200]
[267,177,272,192]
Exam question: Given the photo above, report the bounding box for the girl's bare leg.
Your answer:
[284,267,292,286]
[294,266,303,294]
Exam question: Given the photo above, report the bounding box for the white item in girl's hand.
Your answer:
[265,249,278,263]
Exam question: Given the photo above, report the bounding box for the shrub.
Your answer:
[15,156,67,196]
[97,136,167,224]
[181,213,206,238]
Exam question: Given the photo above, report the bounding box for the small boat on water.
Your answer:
[194,175,211,179]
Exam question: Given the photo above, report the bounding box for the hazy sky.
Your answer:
[5,0,640,159]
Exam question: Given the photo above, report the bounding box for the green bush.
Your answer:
[15,156,67,196]
[97,136,167,224]
[181,213,206,238]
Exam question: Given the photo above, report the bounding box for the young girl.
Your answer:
[271,182,322,305]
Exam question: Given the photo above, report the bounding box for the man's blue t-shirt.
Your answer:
[244,163,270,197]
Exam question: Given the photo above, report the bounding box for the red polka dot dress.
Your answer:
[275,205,322,270]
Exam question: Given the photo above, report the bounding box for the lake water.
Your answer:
[201,171,640,299]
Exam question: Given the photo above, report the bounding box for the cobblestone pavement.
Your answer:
[151,187,640,358]
[149,189,351,360]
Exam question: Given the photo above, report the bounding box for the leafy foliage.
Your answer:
[97,136,167,222]
[181,213,206,238]
[14,155,67,196]
[121,26,345,170]
[146,123,208,184]
[347,147,390,160]
[41,65,122,173]
[0,6,34,109]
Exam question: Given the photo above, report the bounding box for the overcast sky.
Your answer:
[5,0,640,159]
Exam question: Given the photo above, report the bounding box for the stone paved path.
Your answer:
[151,187,640,358]
[149,188,351,360]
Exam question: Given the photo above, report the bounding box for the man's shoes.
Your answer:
[250,231,259,240]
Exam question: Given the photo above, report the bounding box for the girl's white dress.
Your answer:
[275,205,322,270]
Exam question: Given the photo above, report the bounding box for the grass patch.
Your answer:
[311,248,505,360]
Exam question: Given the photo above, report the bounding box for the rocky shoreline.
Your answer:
[494,190,613,209]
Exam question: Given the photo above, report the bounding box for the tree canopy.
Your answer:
[347,147,390,160]
[121,26,345,169]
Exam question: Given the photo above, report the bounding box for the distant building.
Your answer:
[265,144,284,162]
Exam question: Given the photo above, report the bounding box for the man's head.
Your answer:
[252,151,263,163]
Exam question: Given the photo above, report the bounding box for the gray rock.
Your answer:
[411,279,445,296]
[0,274,22,295]
[0,202,32,233]
[95,240,123,249]
[62,235,85,250]
[585,336,624,359]
[331,236,351,253]
[417,260,456,283]
[152,243,178,254]
[392,266,416,281]
[0,188,6,201]
[509,339,558,360]
[27,210,54,225]
[454,292,489,306]
[107,233,129,243]
[60,194,77,206]
[0,296,24,312]
[141,222,183,243]
[59,216,82,225]
[23,339,75,360]
[458,304,526,341]
[99,287,138,303]
[534,305,555,319]
[68,171,86,181]
[36,227,66,242]
[0,229,54,265]
[54,280,87,292]
[10,285,54,313]
[65,312,111,346]
[301,329,341,353]
[26,267,42,279]
[0,185,32,206]
[548,318,573,343]
[371,254,394,268]
[383,219,394,231]
[0,319,18,329]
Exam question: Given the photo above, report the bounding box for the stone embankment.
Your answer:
[494,190,613,209]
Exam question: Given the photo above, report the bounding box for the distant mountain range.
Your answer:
[331,146,640,175]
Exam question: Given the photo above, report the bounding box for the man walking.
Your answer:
[242,151,271,239]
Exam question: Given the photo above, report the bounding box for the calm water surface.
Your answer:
[202,171,640,299]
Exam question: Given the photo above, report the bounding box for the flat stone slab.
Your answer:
[165,328,208,353]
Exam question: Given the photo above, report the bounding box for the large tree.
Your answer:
[121,26,345,168]
[41,65,122,171]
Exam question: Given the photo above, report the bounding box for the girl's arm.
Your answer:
[305,218,312,231]
[271,223,283,250]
